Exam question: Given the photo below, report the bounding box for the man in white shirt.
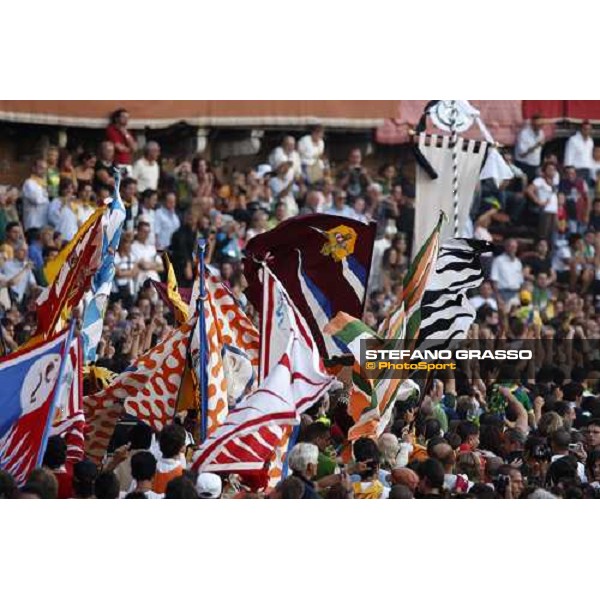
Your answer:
[0,243,37,304]
[138,189,158,246]
[269,135,302,181]
[21,159,50,232]
[298,125,325,182]
[550,430,587,483]
[470,280,499,311]
[154,192,181,251]
[132,141,160,193]
[525,162,558,240]
[131,219,163,291]
[490,238,524,305]
[514,114,545,183]
[564,120,594,183]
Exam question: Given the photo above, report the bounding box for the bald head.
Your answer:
[429,442,455,472]
[391,467,419,492]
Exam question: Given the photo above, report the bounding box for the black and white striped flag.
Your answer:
[415,239,494,350]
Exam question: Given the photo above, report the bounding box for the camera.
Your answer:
[531,444,552,462]
[494,474,510,496]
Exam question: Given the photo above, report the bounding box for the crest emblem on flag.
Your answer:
[21,354,62,416]
[316,224,357,262]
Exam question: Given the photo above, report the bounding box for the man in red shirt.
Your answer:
[106,108,138,173]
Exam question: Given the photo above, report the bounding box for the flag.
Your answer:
[413,238,493,351]
[191,332,333,474]
[152,253,191,325]
[82,367,121,465]
[260,265,319,488]
[85,320,196,437]
[414,132,487,254]
[35,210,104,337]
[324,216,443,439]
[0,328,70,484]
[244,214,376,360]
[50,336,85,463]
[81,174,126,362]
[183,266,260,435]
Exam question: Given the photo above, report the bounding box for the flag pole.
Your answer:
[36,319,77,468]
[197,239,209,442]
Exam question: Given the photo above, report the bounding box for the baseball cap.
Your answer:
[196,472,222,499]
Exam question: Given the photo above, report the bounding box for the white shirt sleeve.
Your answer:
[22,180,47,205]
[564,136,575,167]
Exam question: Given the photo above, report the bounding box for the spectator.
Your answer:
[45,146,60,199]
[121,177,139,232]
[155,192,181,251]
[192,157,216,199]
[525,161,558,240]
[337,148,371,202]
[299,190,323,216]
[94,141,117,193]
[325,190,354,218]
[416,459,445,498]
[131,220,163,291]
[132,141,161,193]
[287,442,320,499]
[127,451,164,499]
[75,151,97,190]
[298,125,325,183]
[302,422,337,480]
[170,210,198,287]
[564,120,595,184]
[52,179,79,242]
[584,419,600,453]
[269,135,302,181]
[0,221,24,260]
[95,472,121,499]
[113,232,138,309]
[22,158,50,232]
[559,165,590,234]
[0,243,37,305]
[153,424,187,494]
[164,476,199,499]
[139,189,159,245]
[26,468,59,499]
[106,108,137,173]
[76,182,96,226]
[351,437,389,499]
[514,114,545,182]
[173,160,198,214]
[72,460,98,499]
[195,473,223,499]
[470,280,499,311]
[41,436,73,499]
[112,422,153,492]
[490,238,524,306]
[269,161,298,217]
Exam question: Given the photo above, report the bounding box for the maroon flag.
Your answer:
[243,215,376,360]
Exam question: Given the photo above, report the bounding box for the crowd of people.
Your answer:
[2,107,600,499]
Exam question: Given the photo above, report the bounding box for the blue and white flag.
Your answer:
[0,329,71,485]
[81,170,126,362]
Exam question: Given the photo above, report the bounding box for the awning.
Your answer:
[0,100,398,130]
[522,100,600,123]
[376,100,524,145]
